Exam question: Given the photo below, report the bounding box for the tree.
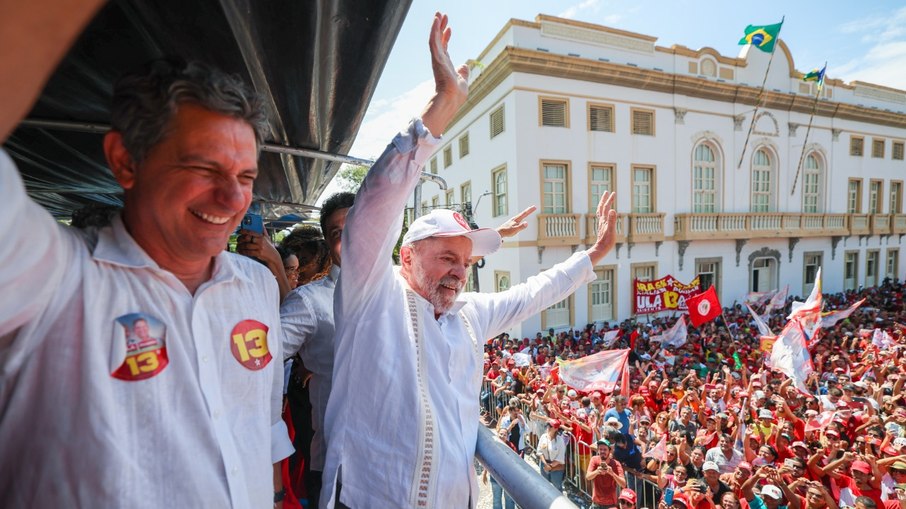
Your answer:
[335,163,368,192]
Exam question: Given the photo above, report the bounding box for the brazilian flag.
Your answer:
[738,21,783,53]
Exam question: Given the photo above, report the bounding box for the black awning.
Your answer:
[5,0,410,219]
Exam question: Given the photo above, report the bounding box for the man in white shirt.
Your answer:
[0,2,293,506]
[321,13,618,509]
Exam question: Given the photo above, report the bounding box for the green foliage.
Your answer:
[336,164,368,192]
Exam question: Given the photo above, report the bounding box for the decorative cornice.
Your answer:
[453,46,906,130]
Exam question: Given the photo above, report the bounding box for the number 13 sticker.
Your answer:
[230,319,272,370]
[111,312,169,381]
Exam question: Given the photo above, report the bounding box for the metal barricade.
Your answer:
[565,436,594,500]
[625,470,662,509]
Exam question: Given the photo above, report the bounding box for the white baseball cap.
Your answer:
[401,209,502,257]
[761,485,783,500]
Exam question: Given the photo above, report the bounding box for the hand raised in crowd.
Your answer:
[237,229,281,268]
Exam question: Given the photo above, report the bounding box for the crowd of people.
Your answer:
[481,278,906,509]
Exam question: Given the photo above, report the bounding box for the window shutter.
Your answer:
[589,105,614,132]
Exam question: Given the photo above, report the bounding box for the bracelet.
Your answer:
[274,488,286,503]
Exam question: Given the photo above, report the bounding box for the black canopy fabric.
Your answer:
[5,0,410,219]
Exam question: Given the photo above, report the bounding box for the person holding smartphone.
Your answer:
[587,439,627,508]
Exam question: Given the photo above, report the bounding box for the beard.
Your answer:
[410,257,464,315]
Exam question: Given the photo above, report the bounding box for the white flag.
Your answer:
[770,320,813,395]
[651,316,688,348]
[746,304,772,336]
[644,435,669,460]
[512,353,532,367]
[764,285,789,313]
[600,329,620,348]
[872,328,895,349]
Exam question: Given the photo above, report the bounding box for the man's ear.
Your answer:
[400,245,413,266]
[104,131,136,190]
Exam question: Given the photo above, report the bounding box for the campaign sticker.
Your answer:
[230,319,272,371]
[111,313,169,381]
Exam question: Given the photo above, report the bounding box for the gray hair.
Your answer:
[110,59,269,163]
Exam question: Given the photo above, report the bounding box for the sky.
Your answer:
[318,0,906,202]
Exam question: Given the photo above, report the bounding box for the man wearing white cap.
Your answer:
[320,12,618,509]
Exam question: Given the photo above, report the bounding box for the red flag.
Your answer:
[686,286,722,327]
[629,330,639,350]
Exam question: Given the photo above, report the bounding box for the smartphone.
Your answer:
[665,487,674,505]
[240,212,264,234]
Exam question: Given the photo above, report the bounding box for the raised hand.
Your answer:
[585,191,617,265]
[422,12,469,137]
[497,205,537,239]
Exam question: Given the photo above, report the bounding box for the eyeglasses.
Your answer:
[619,501,634,507]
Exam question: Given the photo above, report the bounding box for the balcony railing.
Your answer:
[674,212,850,241]
[628,212,666,242]
[537,213,582,246]
[849,213,870,235]
[893,214,906,234]
[871,214,892,235]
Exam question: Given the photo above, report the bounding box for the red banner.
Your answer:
[633,275,701,315]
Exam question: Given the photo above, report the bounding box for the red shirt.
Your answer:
[587,456,624,505]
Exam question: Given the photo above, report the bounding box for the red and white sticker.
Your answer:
[111,313,169,381]
[453,211,470,231]
[230,319,272,370]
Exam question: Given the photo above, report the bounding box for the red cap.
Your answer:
[852,461,871,474]
[619,489,637,505]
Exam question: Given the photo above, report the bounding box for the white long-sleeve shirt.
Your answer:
[280,264,340,471]
[0,150,293,508]
[321,120,596,509]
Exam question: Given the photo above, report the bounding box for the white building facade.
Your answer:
[418,15,906,339]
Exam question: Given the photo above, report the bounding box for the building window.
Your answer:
[891,181,903,214]
[803,252,822,296]
[632,166,655,213]
[693,143,719,213]
[869,180,883,214]
[540,97,568,127]
[696,258,721,298]
[465,269,475,292]
[631,108,655,136]
[848,179,863,213]
[542,162,569,214]
[872,138,885,158]
[443,146,452,168]
[492,166,508,217]
[632,263,657,284]
[802,153,823,213]
[543,295,572,330]
[489,105,505,138]
[458,132,470,158]
[751,148,774,212]
[430,157,438,174]
[461,181,472,208]
[588,103,615,132]
[887,249,899,280]
[495,271,511,292]
[850,136,864,157]
[894,141,905,161]
[431,195,439,210]
[590,165,614,212]
[866,250,880,287]
[445,189,454,207]
[700,59,717,77]
[589,267,615,322]
[844,251,859,291]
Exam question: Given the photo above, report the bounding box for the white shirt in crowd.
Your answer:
[0,150,293,508]
[538,432,567,464]
[321,120,597,509]
[281,264,340,471]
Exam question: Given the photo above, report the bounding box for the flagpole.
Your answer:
[721,310,740,344]
[737,16,785,170]
[791,62,827,196]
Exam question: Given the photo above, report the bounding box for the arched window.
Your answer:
[692,142,720,212]
[751,148,775,212]
[801,153,824,213]
[701,59,717,77]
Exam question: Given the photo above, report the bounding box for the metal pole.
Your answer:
[475,426,579,509]
[736,18,784,170]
